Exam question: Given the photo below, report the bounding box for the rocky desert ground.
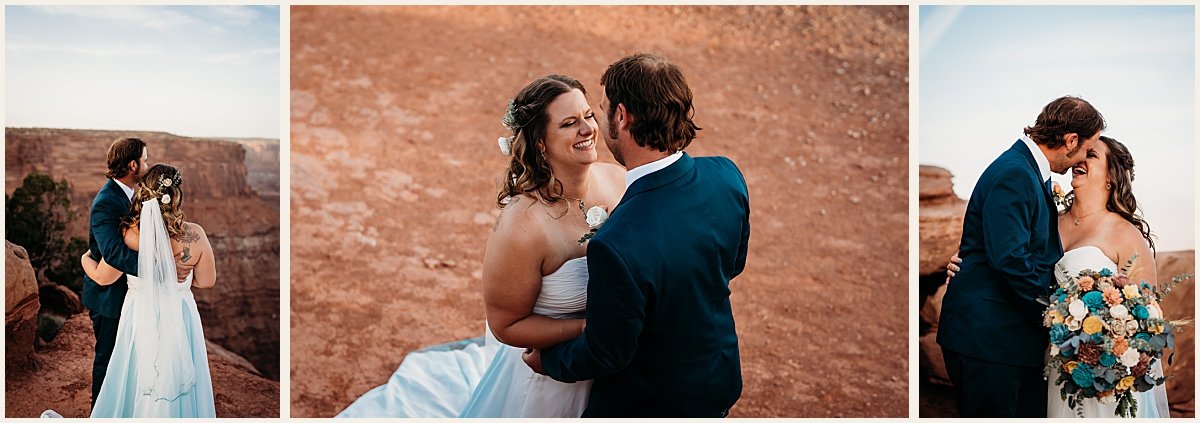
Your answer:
[290,5,908,417]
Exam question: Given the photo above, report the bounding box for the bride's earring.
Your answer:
[1106,183,1113,190]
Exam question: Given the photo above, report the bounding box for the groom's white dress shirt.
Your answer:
[1020,135,1052,184]
[115,179,135,201]
[625,151,684,189]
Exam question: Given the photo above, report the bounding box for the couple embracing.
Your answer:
[44,137,219,417]
[939,96,1172,418]
[339,53,750,417]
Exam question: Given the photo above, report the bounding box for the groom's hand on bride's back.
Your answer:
[174,251,195,283]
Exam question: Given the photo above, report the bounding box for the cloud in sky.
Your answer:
[5,5,280,139]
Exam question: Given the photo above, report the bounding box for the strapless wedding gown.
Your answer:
[90,273,216,417]
[1046,246,1170,418]
[337,257,593,418]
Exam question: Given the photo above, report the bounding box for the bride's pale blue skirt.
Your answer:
[337,330,591,418]
[90,294,215,418]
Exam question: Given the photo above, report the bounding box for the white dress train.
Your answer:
[337,257,593,417]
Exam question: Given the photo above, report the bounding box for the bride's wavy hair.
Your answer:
[123,164,187,239]
[1064,136,1155,254]
[496,74,587,210]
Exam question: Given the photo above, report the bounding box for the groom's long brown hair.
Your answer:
[601,53,700,154]
[1024,96,1105,149]
[105,137,146,179]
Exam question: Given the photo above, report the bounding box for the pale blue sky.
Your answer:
[5,6,280,138]
[920,5,1195,252]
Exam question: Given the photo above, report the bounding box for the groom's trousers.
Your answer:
[943,348,1046,417]
[89,309,120,410]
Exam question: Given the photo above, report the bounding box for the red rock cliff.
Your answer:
[5,128,279,379]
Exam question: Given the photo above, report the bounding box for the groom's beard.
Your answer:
[606,113,625,166]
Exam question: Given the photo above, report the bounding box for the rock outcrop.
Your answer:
[1156,251,1195,417]
[4,128,279,379]
[5,241,40,372]
[4,314,279,417]
[918,167,1195,418]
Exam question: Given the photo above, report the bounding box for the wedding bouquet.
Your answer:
[1043,256,1189,417]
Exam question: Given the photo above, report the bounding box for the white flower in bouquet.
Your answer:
[1150,362,1164,379]
[1148,303,1162,319]
[1050,344,1060,357]
[1109,304,1130,319]
[585,206,608,229]
[1099,394,1117,405]
[1111,319,1129,338]
[1066,315,1082,331]
[1119,347,1141,367]
[1124,319,1139,334]
[1069,299,1088,319]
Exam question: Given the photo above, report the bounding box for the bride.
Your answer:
[949,136,1170,417]
[78,164,218,417]
[337,74,625,417]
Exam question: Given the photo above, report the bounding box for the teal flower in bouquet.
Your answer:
[1071,364,1095,388]
[1099,352,1117,367]
[1050,324,1070,345]
[1133,305,1150,320]
[1082,291,1106,311]
[1099,268,1114,277]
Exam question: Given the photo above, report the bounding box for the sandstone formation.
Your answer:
[6,241,40,372]
[918,167,1195,418]
[5,128,279,379]
[1156,251,1195,417]
[918,165,966,275]
[4,314,279,417]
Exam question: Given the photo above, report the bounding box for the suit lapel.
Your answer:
[1013,141,1055,205]
[104,179,132,207]
[617,153,695,209]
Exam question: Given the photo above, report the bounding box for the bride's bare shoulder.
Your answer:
[178,221,209,243]
[490,194,551,244]
[594,162,626,184]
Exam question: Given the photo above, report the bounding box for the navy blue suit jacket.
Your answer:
[81,179,139,319]
[937,140,1063,368]
[541,153,750,417]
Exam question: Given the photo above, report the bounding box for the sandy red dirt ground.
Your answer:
[290,6,908,417]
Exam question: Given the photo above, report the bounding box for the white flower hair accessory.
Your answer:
[498,137,513,156]
[160,194,172,204]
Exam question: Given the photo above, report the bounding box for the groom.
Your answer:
[937,96,1104,417]
[82,137,192,409]
[523,53,750,417]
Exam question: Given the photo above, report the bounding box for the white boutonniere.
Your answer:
[578,206,609,244]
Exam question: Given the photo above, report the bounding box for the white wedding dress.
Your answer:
[1046,246,1170,418]
[90,200,215,417]
[337,257,592,418]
